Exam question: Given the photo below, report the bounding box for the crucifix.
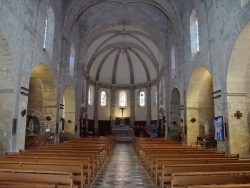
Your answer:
[119,106,126,125]
[119,106,126,118]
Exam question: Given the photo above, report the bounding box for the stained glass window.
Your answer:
[196,17,200,52]
[119,91,127,107]
[171,45,176,79]
[190,9,199,58]
[43,16,48,49]
[139,91,145,107]
[88,86,93,105]
[69,45,75,77]
[101,91,106,106]
[155,88,158,104]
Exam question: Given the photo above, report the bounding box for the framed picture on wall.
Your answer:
[214,116,225,140]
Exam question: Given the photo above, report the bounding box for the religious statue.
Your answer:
[29,119,34,134]
[203,120,209,134]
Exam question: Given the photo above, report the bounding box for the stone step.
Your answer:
[114,137,132,142]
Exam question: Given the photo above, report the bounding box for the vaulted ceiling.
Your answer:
[63,0,184,86]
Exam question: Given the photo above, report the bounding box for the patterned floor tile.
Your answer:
[91,143,154,188]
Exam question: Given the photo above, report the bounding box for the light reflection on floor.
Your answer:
[91,143,154,188]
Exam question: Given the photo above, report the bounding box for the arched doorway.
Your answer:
[27,63,57,147]
[62,85,76,137]
[227,23,250,156]
[169,88,181,141]
[0,29,15,151]
[186,66,214,145]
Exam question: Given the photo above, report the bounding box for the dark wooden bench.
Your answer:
[0,169,76,188]
[0,161,87,188]
[159,163,250,188]
[187,184,250,188]
[170,171,250,188]
[153,158,250,186]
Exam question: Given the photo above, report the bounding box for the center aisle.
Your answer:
[91,143,154,188]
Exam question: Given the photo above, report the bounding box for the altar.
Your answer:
[112,122,134,142]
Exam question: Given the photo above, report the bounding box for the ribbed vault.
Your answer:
[62,0,181,86]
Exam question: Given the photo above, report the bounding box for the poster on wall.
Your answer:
[214,116,225,140]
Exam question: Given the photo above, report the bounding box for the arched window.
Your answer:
[43,16,48,50]
[88,86,93,105]
[195,17,199,52]
[81,82,85,103]
[100,91,107,106]
[119,90,127,107]
[139,91,145,107]
[171,45,176,79]
[69,44,75,77]
[190,9,199,58]
[155,88,158,104]
[43,7,55,58]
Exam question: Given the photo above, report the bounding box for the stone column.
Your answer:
[110,87,116,127]
[94,83,99,134]
[146,85,151,126]
[130,88,135,127]
[58,36,69,135]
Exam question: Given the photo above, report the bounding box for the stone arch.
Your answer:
[63,0,182,42]
[227,22,250,156]
[27,63,57,144]
[186,66,214,145]
[169,88,181,141]
[0,29,15,151]
[63,85,76,136]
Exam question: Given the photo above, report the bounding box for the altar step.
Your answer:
[114,136,133,142]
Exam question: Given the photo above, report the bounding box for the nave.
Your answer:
[91,143,154,188]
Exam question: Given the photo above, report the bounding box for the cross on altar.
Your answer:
[234,110,242,119]
[119,106,126,118]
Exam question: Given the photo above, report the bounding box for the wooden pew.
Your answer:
[0,161,87,188]
[159,163,250,188]
[0,181,57,187]
[21,147,106,168]
[143,153,235,170]
[1,156,93,186]
[153,158,250,186]
[187,184,250,188]
[0,137,114,188]
[170,171,250,188]
[148,155,240,178]
[0,169,77,188]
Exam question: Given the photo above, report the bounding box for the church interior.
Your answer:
[1,0,250,187]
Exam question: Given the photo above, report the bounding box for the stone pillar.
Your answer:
[130,88,135,127]
[94,83,99,134]
[227,93,249,156]
[58,37,69,135]
[110,87,116,127]
[146,85,151,126]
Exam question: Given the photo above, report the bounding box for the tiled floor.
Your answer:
[91,143,154,188]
